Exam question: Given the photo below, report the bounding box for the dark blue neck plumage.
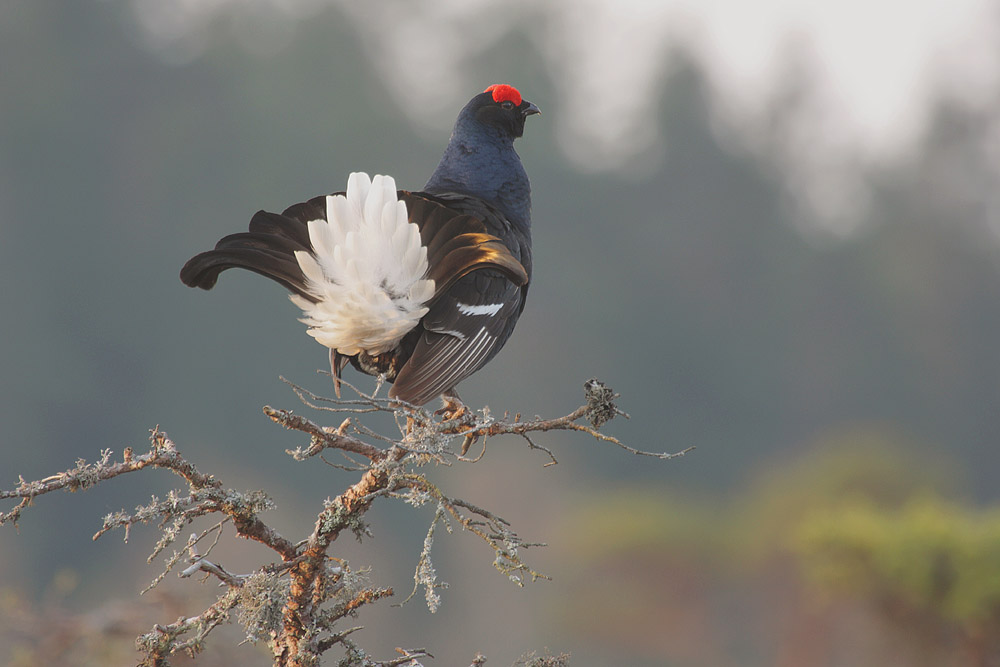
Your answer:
[423,112,532,232]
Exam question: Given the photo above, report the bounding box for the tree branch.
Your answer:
[1,377,684,666]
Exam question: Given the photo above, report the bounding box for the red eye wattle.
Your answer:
[485,84,522,107]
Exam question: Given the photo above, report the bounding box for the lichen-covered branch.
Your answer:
[267,377,692,465]
[453,378,693,461]
[1,378,682,666]
[395,476,549,586]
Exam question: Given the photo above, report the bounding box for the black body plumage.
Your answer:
[180,85,539,405]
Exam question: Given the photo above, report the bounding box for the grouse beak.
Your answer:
[522,101,541,117]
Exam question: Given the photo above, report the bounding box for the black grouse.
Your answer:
[180,84,539,406]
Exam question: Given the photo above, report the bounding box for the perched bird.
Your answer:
[180,84,539,407]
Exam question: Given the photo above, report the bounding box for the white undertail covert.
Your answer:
[289,173,435,355]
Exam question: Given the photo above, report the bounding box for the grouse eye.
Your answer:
[500,100,514,110]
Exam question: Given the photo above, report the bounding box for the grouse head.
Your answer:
[425,84,539,228]
[464,84,541,140]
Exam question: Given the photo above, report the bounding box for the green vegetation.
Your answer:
[795,497,1000,627]
[559,431,1000,665]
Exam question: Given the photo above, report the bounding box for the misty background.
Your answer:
[2,1,1000,665]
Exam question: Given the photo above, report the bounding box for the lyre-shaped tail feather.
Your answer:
[179,210,315,301]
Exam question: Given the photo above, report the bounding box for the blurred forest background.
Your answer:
[2,1,1000,665]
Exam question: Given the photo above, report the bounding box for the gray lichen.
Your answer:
[583,378,621,428]
[237,570,290,644]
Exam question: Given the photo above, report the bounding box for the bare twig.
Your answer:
[180,557,245,586]
[264,407,386,462]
